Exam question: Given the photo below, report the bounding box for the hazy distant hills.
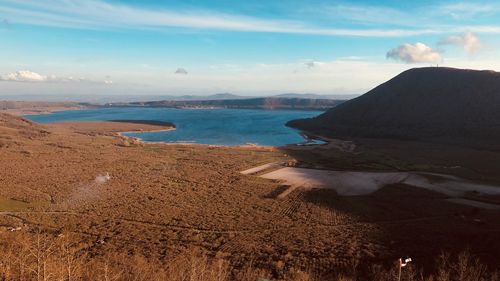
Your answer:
[0,93,355,104]
[161,93,246,101]
[116,97,345,110]
[288,67,500,145]
[273,93,359,100]
[1,93,353,111]
[151,93,356,101]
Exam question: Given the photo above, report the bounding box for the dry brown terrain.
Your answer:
[1,112,500,279]
[0,100,87,115]
[50,121,174,136]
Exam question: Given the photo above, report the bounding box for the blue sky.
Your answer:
[1,0,500,97]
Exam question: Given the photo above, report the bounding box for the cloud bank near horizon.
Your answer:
[0,70,112,84]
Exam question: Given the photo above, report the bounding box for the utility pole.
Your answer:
[397,258,402,281]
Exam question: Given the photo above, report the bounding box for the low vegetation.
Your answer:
[2,113,500,280]
[0,231,498,281]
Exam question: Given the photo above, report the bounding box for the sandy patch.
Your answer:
[241,162,282,175]
[260,167,500,199]
[261,168,408,196]
[50,121,174,135]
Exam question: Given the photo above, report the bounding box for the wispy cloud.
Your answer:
[439,31,482,54]
[386,43,442,64]
[318,2,500,34]
[324,5,414,26]
[439,3,497,19]
[1,0,499,37]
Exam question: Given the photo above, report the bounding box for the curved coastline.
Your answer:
[24,107,324,147]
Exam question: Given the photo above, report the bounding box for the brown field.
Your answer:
[50,121,174,136]
[0,101,87,116]
[1,112,500,280]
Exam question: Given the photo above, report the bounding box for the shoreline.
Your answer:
[20,106,327,149]
[48,120,176,140]
[108,122,274,150]
[6,106,88,116]
[108,119,175,127]
[120,134,277,150]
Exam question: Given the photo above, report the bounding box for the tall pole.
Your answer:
[397,258,402,281]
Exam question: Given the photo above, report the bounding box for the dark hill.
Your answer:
[287,67,500,144]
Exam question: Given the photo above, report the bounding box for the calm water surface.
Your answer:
[26,107,323,146]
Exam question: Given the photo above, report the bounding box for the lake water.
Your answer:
[25,107,323,146]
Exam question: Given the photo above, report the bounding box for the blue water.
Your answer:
[25,107,323,146]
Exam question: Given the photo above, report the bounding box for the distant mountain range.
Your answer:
[1,93,357,104]
[118,93,356,102]
[287,67,500,146]
[159,93,246,101]
[273,93,359,100]
[130,93,356,101]
[109,97,345,110]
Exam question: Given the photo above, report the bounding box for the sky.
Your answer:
[1,0,500,98]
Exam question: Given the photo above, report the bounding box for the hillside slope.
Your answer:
[287,67,500,144]
[0,113,50,147]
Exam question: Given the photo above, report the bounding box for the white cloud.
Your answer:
[174,68,188,75]
[439,31,482,54]
[386,43,442,63]
[2,70,47,82]
[0,70,112,84]
[3,58,500,97]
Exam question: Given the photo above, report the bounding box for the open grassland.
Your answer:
[1,113,500,280]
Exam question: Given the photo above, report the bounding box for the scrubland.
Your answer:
[1,112,500,280]
[1,231,499,281]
